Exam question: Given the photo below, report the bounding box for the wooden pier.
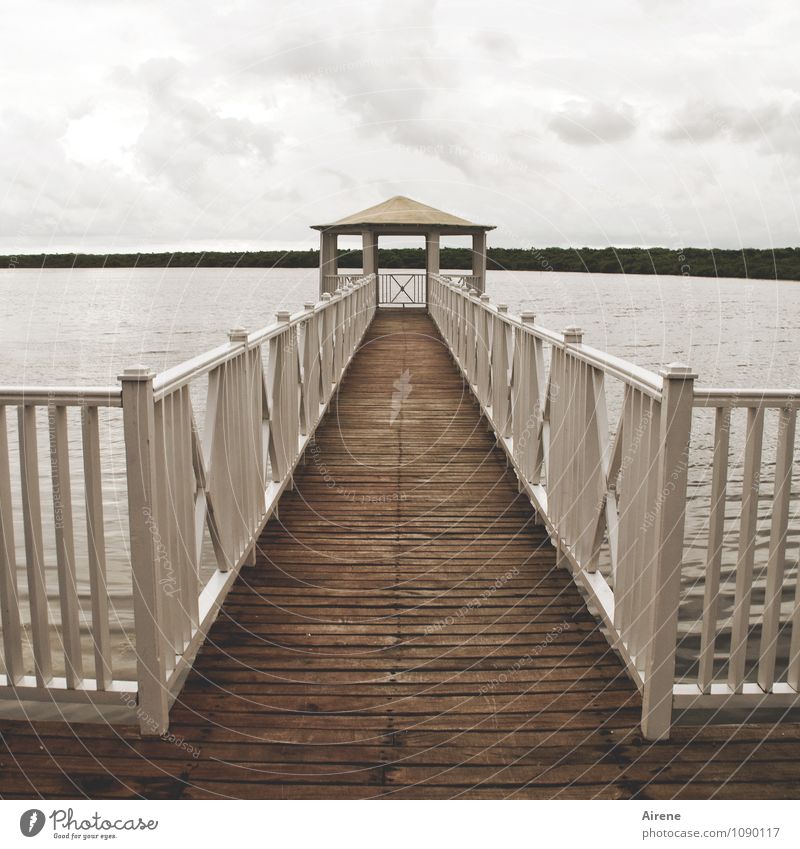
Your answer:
[3,197,800,799]
[2,311,800,800]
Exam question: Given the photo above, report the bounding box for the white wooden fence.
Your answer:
[377,273,426,306]
[428,273,800,739]
[2,269,798,739]
[0,275,376,732]
[322,273,363,295]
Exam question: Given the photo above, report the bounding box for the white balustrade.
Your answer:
[428,273,800,739]
[2,269,798,741]
[0,275,376,732]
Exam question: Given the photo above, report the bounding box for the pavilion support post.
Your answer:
[362,230,379,303]
[471,231,487,294]
[425,231,440,311]
[362,230,378,276]
[319,231,339,297]
[425,230,440,275]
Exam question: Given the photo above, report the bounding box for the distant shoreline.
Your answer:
[3,246,800,281]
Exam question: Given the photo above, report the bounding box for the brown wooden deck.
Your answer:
[2,310,800,799]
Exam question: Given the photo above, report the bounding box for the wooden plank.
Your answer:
[48,404,84,688]
[727,406,764,692]
[697,406,731,692]
[17,405,53,686]
[0,406,24,682]
[759,407,795,690]
[80,405,112,689]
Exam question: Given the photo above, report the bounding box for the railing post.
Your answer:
[493,305,511,437]
[476,293,492,405]
[466,289,478,388]
[640,362,696,740]
[119,366,170,735]
[228,328,258,567]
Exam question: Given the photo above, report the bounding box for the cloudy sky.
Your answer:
[2,0,799,253]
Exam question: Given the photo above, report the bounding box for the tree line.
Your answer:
[4,246,800,280]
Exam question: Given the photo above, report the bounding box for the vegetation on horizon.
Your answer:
[4,246,800,281]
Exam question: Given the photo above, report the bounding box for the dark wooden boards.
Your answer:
[2,310,800,800]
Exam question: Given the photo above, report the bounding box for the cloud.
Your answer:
[473,30,520,60]
[126,58,280,198]
[0,107,163,246]
[548,101,637,145]
[660,99,796,147]
[2,0,800,251]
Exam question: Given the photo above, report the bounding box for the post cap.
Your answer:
[276,310,292,323]
[118,365,154,382]
[497,303,508,313]
[228,327,248,343]
[520,310,536,323]
[321,293,332,301]
[468,288,478,296]
[303,302,316,311]
[563,326,583,344]
[479,293,491,302]
[660,362,698,380]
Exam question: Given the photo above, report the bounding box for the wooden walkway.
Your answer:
[2,310,800,799]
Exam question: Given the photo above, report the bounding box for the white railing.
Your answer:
[378,273,426,306]
[0,274,376,732]
[0,387,127,706]
[428,273,800,739]
[322,273,363,295]
[438,273,482,292]
[674,389,800,717]
[325,272,480,302]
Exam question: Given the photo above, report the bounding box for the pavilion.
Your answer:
[311,195,495,299]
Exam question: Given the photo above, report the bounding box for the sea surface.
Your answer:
[1,267,799,683]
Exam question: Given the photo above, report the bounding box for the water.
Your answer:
[490,270,800,390]
[0,267,320,386]
[3,267,798,388]
[1,267,799,684]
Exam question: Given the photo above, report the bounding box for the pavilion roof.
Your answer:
[311,196,494,234]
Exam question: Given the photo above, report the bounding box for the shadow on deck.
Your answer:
[1,311,799,799]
